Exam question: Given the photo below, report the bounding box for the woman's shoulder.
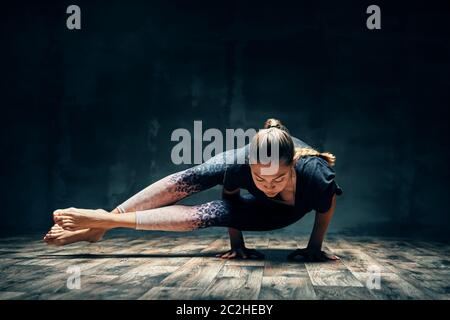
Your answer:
[296,156,336,188]
[296,155,334,174]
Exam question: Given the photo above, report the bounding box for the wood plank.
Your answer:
[0,291,26,300]
[259,276,316,299]
[332,248,390,273]
[158,258,225,289]
[313,286,376,300]
[263,260,307,277]
[352,272,431,300]
[139,286,205,300]
[307,269,364,287]
[201,265,264,300]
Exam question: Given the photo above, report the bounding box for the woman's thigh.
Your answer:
[193,193,303,231]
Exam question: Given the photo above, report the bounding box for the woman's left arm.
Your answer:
[287,194,340,262]
[307,193,337,251]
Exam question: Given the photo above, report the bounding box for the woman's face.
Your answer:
[250,162,293,198]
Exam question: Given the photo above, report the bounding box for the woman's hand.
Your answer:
[216,247,265,260]
[219,227,264,259]
[287,247,340,262]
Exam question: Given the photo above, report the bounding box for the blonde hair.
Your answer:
[252,118,336,167]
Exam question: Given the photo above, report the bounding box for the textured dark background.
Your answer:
[1,0,449,240]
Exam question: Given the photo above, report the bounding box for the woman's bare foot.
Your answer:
[43,224,105,246]
[53,208,110,230]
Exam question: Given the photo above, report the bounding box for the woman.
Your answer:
[44,118,343,262]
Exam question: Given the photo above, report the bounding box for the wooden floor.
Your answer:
[0,230,449,300]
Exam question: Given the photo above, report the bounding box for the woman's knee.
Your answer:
[191,200,233,229]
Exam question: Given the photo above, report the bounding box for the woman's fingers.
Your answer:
[216,248,265,260]
[311,252,338,262]
[327,254,340,260]
[217,251,232,259]
[316,250,339,261]
[219,251,235,259]
[287,248,339,262]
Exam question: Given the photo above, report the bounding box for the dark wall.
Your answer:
[1,0,450,239]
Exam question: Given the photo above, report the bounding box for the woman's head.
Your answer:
[249,119,296,197]
[248,118,336,198]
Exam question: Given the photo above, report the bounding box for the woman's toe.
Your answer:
[63,223,76,230]
[53,210,63,217]
[45,233,55,239]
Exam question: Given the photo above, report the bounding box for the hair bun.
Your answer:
[263,118,290,133]
[263,118,283,129]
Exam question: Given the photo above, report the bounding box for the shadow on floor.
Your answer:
[6,248,337,264]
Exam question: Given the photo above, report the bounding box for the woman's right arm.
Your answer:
[222,188,246,247]
[217,225,265,260]
[216,188,265,260]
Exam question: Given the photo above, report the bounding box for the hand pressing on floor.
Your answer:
[287,247,340,262]
[217,227,265,259]
[216,247,265,260]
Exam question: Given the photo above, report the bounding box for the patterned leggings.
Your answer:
[135,192,305,232]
